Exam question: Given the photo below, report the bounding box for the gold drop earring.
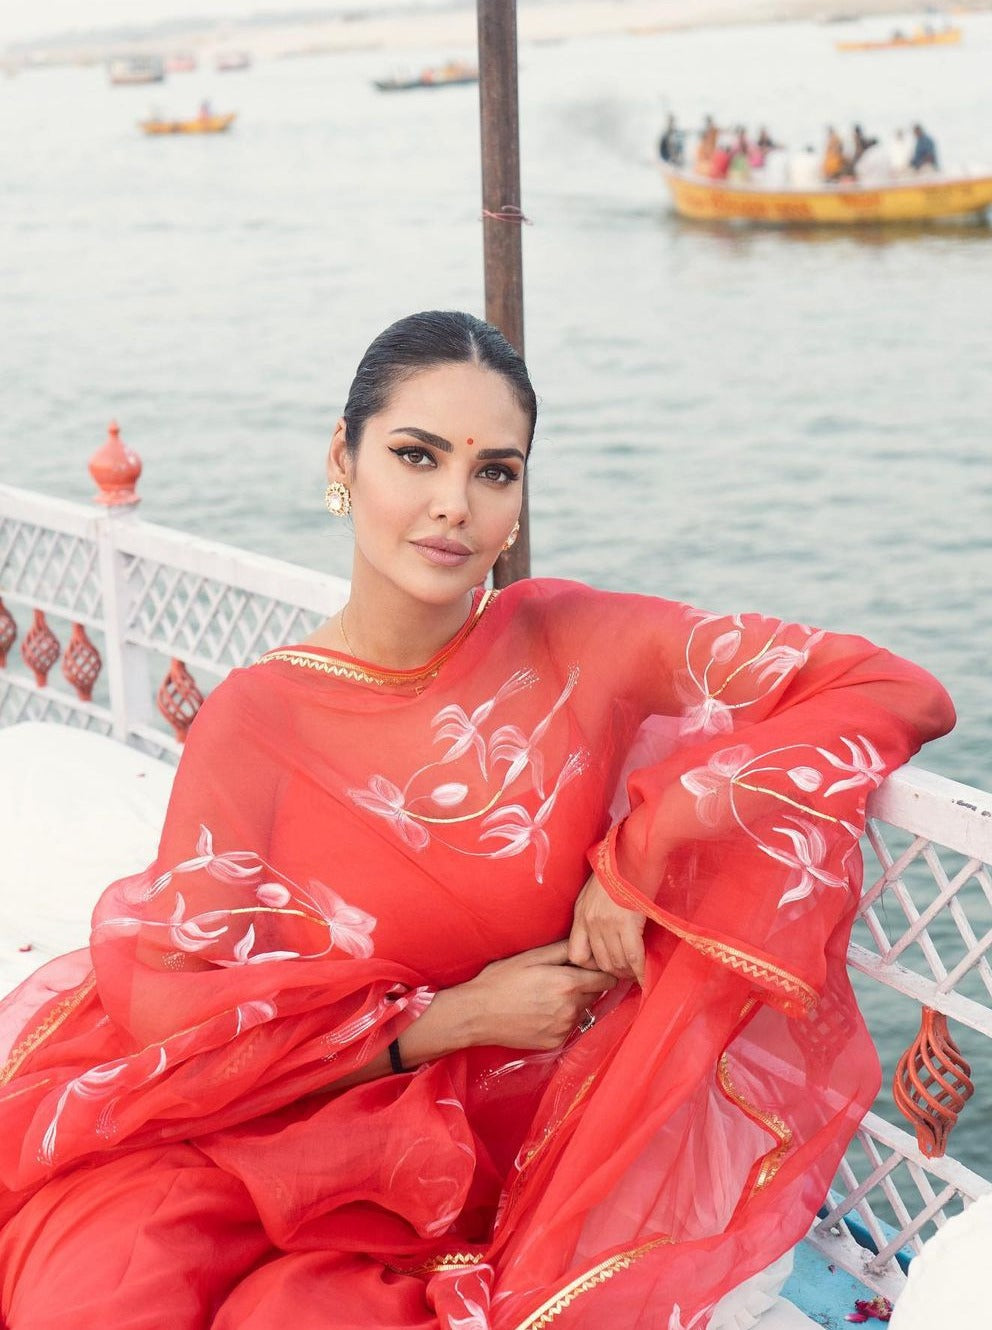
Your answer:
[324,482,352,517]
[502,521,520,552]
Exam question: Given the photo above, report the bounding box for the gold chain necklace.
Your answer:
[338,605,357,658]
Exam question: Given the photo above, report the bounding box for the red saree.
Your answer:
[0,580,954,1329]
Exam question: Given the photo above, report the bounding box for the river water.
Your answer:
[2,10,991,1171]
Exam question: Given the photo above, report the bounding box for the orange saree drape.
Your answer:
[0,580,954,1329]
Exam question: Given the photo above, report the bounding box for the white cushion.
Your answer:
[889,1190,992,1328]
[0,722,175,989]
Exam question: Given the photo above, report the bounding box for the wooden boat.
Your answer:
[374,61,478,92]
[164,52,197,74]
[660,164,992,225]
[107,55,164,85]
[214,50,252,72]
[139,112,236,136]
[836,25,962,51]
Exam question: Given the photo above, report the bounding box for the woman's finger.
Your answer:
[567,923,593,969]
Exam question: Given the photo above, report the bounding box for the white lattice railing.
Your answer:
[3,474,992,1307]
[0,482,348,759]
[804,767,992,1299]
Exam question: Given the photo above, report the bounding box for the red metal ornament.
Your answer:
[88,420,142,507]
[157,658,204,743]
[0,598,16,668]
[21,609,60,686]
[61,622,103,701]
[893,1007,974,1159]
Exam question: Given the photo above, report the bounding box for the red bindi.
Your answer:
[466,437,474,446]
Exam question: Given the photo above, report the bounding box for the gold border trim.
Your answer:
[390,1251,487,1276]
[257,589,497,688]
[716,1052,792,1191]
[512,1235,672,1330]
[594,830,817,1012]
[0,975,96,1087]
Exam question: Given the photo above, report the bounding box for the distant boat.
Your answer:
[139,112,236,136]
[836,25,962,51]
[107,55,165,86]
[214,50,252,72]
[659,163,992,225]
[164,52,197,74]
[373,60,478,92]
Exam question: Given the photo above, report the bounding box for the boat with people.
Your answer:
[106,54,165,86]
[138,111,236,136]
[214,50,252,72]
[373,60,479,92]
[836,24,962,52]
[659,163,992,224]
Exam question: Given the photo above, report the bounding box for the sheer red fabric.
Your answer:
[0,580,954,1329]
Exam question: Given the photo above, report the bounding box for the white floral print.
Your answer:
[348,667,587,879]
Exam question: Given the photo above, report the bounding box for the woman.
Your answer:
[0,312,954,1329]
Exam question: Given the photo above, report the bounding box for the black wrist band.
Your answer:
[388,1038,406,1075]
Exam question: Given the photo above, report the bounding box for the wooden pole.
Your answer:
[477,0,530,584]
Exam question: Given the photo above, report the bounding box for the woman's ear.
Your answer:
[327,418,351,483]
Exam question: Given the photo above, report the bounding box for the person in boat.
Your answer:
[822,126,853,182]
[658,114,684,166]
[910,123,939,171]
[756,126,780,156]
[0,311,955,1329]
[850,124,878,171]
[694,116,719,176]
[199,98,213,121]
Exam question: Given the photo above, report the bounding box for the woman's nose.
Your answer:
[428,474,471,525]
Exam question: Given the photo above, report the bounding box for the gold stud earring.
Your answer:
[502,521,520,552]
[324,482,351,517]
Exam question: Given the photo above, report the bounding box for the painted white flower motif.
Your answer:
[750,639,820,688]
[256,882,291,908]
[480,751,586,882]
[234,1000,278,1035]
[449,1277,492,1330]
[668,1303,712,1330]
[168,893,228,953]
[762,817,847,907]
[300,880,377,959]
[40,1049,168,1165]
[432,670,537,775]
[348,775,430,851]
[489,666,579,796]
[151,824,264,896]
[680,745,753,827]
[680,694,735,737]
[786,765,823,793]
[817,735,886,798]
[710,628,743,663]
[430,782,469,809]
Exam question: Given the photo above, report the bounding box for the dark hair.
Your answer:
[341,310,537,454]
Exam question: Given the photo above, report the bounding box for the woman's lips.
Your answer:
[411,538,473,567]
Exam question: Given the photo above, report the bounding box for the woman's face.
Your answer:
[328,361,528,610]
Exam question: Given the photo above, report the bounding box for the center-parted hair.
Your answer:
[342,310,538,454]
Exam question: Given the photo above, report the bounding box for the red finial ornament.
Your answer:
[61,622,103,701]
[157,658,204,743]
[893,1007,974,1158]
[0,598,16,668]
[21,609,60,686]
[88,420,142,507]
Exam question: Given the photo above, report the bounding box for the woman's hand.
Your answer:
[568,871,647,986]
[450,941,617,1051]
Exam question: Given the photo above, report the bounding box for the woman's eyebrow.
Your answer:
[389,427,453,452]
[477,447,526,462]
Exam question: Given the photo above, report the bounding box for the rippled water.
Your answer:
[3,11,991,1169]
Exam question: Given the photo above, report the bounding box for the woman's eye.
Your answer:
[480,464,519,485]
[390,447,434,467]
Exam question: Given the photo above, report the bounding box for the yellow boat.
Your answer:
[660,165,992,225]
[836,26,962,51]
[139,113,237,136]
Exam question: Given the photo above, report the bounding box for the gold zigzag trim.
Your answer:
[594,833,817,1012]
[256,590,496,688]
[716,1052,793,1191]
[0,975,96,1087]
[513,1236,673,1330]
[390,1251,487,1276]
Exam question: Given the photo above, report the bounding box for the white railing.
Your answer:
[0,482,349,759]
[2,474,991,1307]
